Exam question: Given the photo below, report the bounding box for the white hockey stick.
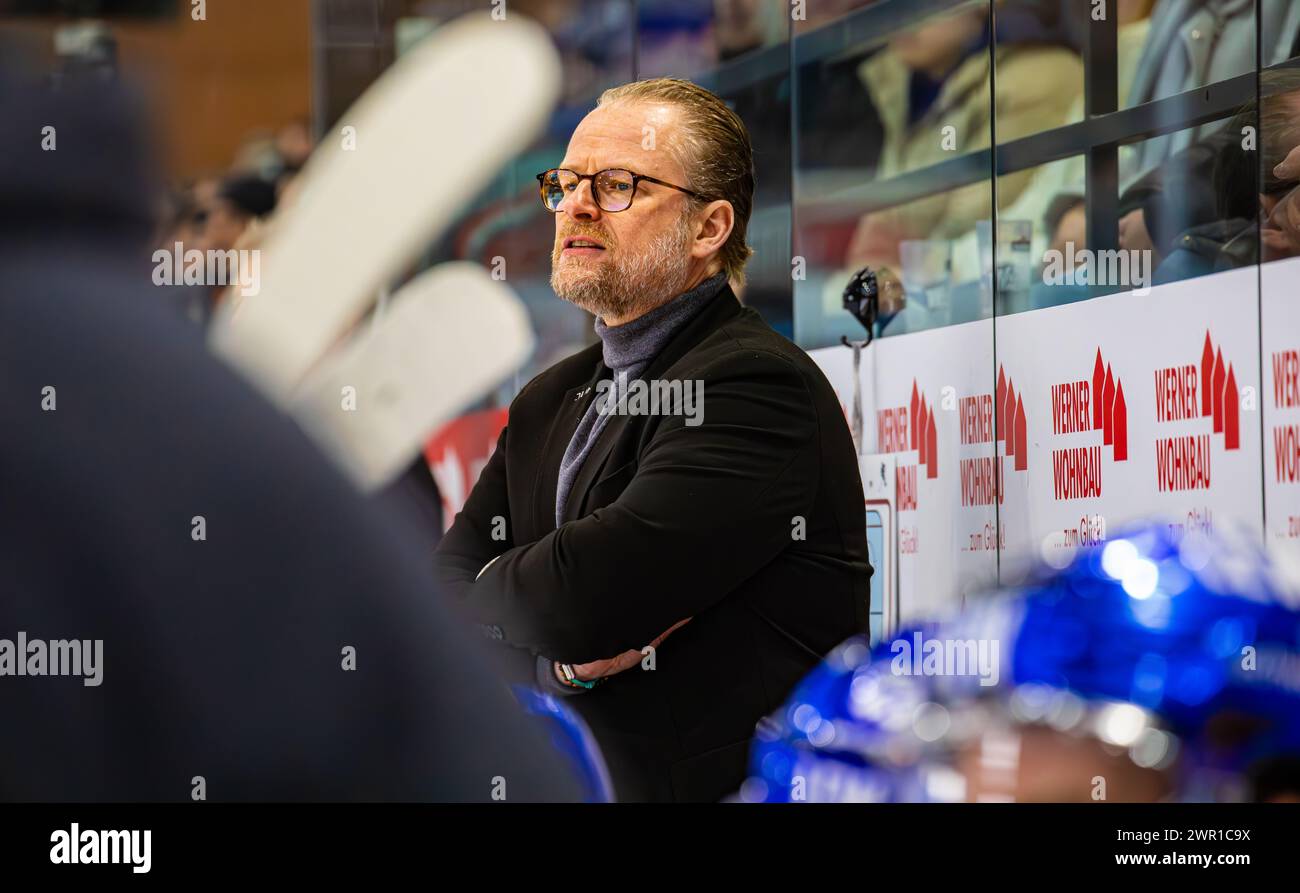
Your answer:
[292,262,533,491]
[209,11,558,399]
[207,12,559,489]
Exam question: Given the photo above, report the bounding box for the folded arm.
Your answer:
[433,424,513,602]
[466,351,821,664]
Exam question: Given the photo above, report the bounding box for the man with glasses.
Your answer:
[434,77,871,802]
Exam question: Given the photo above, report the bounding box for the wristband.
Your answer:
[557,662,600,690]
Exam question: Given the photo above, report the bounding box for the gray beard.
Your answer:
[550,215,693,322]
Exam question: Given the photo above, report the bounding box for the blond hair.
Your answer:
[597,78,755,286]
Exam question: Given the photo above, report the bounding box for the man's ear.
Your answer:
[691,199,734,259]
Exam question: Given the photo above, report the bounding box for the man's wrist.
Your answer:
[555,661,600,689]
[536,655,579,696]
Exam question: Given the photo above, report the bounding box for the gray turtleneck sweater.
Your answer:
[553,271,727,528]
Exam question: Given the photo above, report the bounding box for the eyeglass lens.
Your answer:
[542,169,635,212]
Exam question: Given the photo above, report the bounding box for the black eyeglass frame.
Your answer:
[535,167,708,212]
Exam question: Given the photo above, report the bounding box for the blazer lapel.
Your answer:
[558,284,744,525]
[533,359,606,535]
[560,406,632,524]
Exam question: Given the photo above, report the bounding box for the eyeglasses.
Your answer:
[536,167,706,213]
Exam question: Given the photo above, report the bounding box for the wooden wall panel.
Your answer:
[1,0,312,179]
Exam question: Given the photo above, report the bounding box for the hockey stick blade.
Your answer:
[291,262,533,491]
[209,12,559,400]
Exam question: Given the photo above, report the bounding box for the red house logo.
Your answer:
[911,379,938,481]
[1200,330,1241,450]
[1092,348,1129,461]
[996,365,1029,472]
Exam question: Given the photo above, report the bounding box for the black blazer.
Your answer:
[434,283,872,801]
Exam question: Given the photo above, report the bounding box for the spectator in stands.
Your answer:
[153,184,213,325]
[1124,0,1300,188]
[197,173,276,256]
[844,3,1082,313]
[274,117,314,175]
[1039,0,1156,260]
[1251,81,1300,263]
[1108,0,1300,262]
[1155,71,1300,279]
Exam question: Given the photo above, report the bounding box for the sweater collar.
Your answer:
[594,271,728,371]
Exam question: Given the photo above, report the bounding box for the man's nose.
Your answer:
[560,178,601,221]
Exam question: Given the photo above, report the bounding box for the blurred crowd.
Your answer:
[809,0,1300,330]
[23,0,1300,343]
[153,118,314,324]
[404,0,1300,341]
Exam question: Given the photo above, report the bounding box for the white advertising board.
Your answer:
[1263,257,1300,564]
[811,266,1269,622]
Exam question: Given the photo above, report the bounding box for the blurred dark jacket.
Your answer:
[0,56,581,802]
